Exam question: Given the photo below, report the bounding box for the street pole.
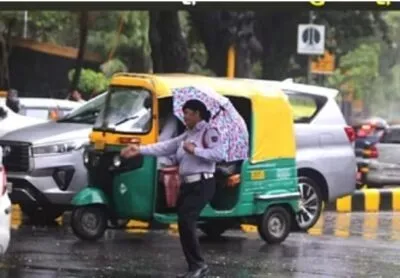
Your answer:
[23,11,28,38]
[307,10,316,84]
[227,45,236,79]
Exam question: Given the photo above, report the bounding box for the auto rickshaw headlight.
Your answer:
[113,155,121,167]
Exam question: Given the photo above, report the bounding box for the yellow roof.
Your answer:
[110,73,285,100]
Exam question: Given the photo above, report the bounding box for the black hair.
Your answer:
[182,99,211,122]
[6,90,20,113]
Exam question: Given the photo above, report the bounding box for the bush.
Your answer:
[68,68,109,97]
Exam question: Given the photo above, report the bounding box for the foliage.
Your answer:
[86,11,150,70]
[68,68,108,97]
[328,42,380,101]
[100,58,128,78]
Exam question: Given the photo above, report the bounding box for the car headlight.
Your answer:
[113,155,121,167]
[33,140,87,156]
[83,150,90,165]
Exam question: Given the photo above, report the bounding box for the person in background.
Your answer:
[121,99,224,278]
[6,89,20,113]
[69,90,86,103]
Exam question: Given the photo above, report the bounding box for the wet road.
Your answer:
[1,212,400,278]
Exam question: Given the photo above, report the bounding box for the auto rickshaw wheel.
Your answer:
[199,222,229,238]
[108,219,130,229]
[71,205,107,241]
[257,206,291,244]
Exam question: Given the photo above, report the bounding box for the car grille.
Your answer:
[0,141,31,172]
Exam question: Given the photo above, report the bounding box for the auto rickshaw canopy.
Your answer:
[109,73,296,164]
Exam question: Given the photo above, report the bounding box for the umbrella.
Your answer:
[172,85,249,162]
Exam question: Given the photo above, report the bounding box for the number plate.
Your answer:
[250,170,265,180]
[94,140,106,150]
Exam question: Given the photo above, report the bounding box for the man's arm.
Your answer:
[193,128,224,162]
[140,133,185,157]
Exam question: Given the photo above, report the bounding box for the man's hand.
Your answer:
[183,141,196,154]
[120,144,140,158]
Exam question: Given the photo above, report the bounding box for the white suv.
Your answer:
[0,146,11,254]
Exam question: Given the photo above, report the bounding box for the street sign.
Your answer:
[311,50,335,74]
[297,24,325,55]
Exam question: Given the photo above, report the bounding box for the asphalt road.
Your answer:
[1,212,400,278]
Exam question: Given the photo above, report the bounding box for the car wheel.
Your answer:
[295,176,323,231]
[257,206,291,244]
[20,204,64,225]
[71,205,107,241]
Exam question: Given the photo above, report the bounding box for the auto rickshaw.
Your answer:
[70,73,300,244]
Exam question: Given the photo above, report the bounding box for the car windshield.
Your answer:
[94,87,152,133]
[57,93,107,124]
[380,128,400,144]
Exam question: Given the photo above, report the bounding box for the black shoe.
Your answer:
[176,264,209,278]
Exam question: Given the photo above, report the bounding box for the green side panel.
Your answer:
[201,157,299,217]
[153,213,178,224]
[112,156,157,220]
[71,187,110,206]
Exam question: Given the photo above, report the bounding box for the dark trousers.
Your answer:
[177,177,216,270]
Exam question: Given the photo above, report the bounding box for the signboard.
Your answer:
[297,24,325,55]
[311,50,335,74]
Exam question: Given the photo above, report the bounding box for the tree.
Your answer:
[189,11,260,77]
[149,11,189,73]
[69,11,89,93]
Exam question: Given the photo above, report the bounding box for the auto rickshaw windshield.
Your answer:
[94,87,152,133]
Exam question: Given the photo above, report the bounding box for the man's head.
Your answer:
[6,89,20,113]
[182,99,210,129]
[71,90,82,101]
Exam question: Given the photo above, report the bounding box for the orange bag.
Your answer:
[160,166,181,208]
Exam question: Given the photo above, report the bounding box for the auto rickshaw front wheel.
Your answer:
[257,206,291,244]
[71,205,108,241]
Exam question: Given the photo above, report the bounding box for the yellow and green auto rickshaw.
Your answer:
[70,73,300,244]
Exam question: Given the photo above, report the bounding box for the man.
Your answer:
[6,89,20,113]
[121,99,224,278]
[69,90,86,103]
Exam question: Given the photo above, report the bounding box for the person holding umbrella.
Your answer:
[121,98,223,278]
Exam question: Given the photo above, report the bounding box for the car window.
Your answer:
[380,129,400,144]
[284,91,318,123]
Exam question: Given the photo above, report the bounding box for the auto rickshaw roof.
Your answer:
[110,73,296,163]
[110,73,286,101]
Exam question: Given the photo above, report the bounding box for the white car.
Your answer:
[0,146,11,254]
[0,98,81,137]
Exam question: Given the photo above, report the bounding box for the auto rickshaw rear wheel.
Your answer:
[257,206,291,244]
[198,222,229,238]
[108,219,130,229]
[71,205,107,241]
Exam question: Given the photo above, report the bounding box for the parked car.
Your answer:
[0,146,11,254]
[0,104,45,138]
[244,79,357,231]
[0,93,106,224]
[5,97,81,120]
[365,125,400,188]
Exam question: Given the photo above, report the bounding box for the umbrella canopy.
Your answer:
[172,85,249,162]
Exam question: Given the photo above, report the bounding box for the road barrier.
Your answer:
[325,188,400,212]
